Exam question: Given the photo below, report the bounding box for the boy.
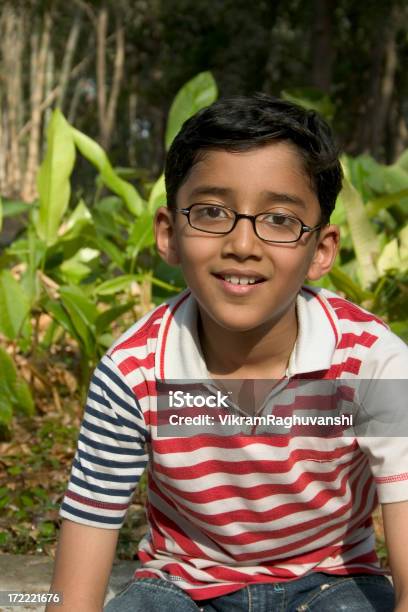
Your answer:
[48,95,408,611]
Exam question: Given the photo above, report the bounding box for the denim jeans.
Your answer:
[104,572,394,612]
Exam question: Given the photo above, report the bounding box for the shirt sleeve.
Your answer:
[59,354,149,529]
[355,331,408,503]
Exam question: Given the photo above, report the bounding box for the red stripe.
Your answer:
[159,453,358,505]
[152,455,367,533]
[111,305,166,354]
[65,490,129,511]
[153,434,292,454]
[156,467,368,548]
[204,564,296,582]
[337,331,378,349]
[173,482,372,563]
[118,353,155,374]
[159,292,190,379]
[131,379,158,399]
[375,471,408,484]
[153,443,357,481]
[326,357,362,377]
[148,504,208,559]
[303,286,339,346]
[229,465,375,562]
[327,297,386,327]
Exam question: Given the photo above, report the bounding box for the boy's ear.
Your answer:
[306,224,340,281]
[154,206,180,265]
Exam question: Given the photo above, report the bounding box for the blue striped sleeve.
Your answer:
[59,354,149,529]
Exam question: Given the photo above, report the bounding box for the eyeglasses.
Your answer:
[175,204,322,244]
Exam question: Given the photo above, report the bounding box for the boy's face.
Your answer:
[155,142,339,334]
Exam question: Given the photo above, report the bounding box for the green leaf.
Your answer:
[44,298,82,345]
[377,224,408,275]
[281,87,334,120]
[339,160,380,288]
[128,210,155,255]
[8,465,22,476]
[13,377,35,416]
[59,248,99,284]
[59,261,91,284]
[389,321,408,342]
[94,235,125,269]
[150,276,183,292]
[153,259,186,294]
[95,302,135,335]
[21,494,34,508]
[0,346,34,419]
[165,71,218,150]
[94,275,140,296]
[71,128,144,215]
[58,286,97,357]
[39,522,55,537]
[0,391,13,429]
[36,109,76,245]
[1,199,31,218]
[148,174,166,213]
[0,270,31,340]
[328,266,372,304]
[366,189,408,218]
[59,199,93,239]
[395,147,408,172]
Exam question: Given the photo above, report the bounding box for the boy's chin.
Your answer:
[200,307,276,335]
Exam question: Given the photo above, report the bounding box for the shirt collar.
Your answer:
[156,287,339,381]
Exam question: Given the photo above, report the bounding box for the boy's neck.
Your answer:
[198,303,298,380]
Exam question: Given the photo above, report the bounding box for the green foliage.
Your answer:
[282,88,335,121]
[71,128,144,216]
[0,73,204,429]
[0,270,31,341]
[0,346,34,435]
[165,71,218,150]
[36,110,76,246]
[312,152,408,338]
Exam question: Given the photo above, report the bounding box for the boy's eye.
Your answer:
[195,205,230,219]
[260,213,293,227]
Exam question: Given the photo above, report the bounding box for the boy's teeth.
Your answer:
[223,275,258,285]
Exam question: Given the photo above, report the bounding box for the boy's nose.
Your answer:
[221,216,262,259]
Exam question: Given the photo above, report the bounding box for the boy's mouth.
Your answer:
[213,272,266,286]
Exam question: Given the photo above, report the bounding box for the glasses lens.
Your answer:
[189,204,235,233]
[256,213,301,242]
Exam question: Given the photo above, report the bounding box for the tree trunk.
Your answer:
[355,5,399,159]
[56,12,82,111]
[370,20,398,156]
[128,85,138,168]
[102,21,125,149]
[311,0,336,93]
[1,5,24,197]
[96,5,108,143]
[22,11,51,203]
[96,6,125,150]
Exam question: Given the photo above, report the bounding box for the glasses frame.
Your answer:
[174,203,322,244]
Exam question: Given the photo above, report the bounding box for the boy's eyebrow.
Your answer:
[188,186,306,208]
[261,191,306,207]
[189,185,231,198]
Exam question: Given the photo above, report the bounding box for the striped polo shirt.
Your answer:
[60,286,408,600]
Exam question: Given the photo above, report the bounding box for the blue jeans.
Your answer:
[104,573,394,611]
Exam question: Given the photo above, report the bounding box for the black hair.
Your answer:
[164,93,342,224]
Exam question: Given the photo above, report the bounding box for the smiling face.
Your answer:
[155,142,339,339]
